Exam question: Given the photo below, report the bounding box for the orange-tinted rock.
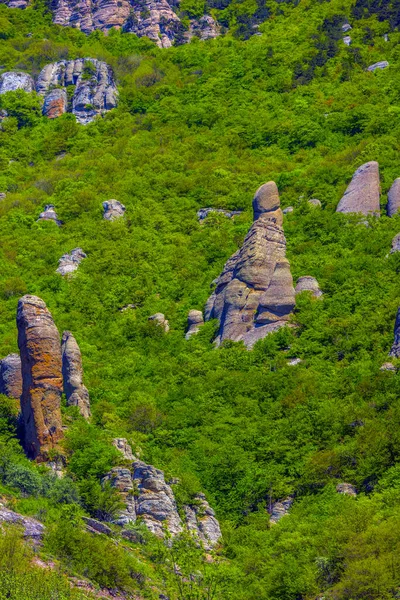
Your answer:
[43,88,67,119]
[17,295,63,460]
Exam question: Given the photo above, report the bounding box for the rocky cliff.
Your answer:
[17,295,64,460]
[205,182,295,348]
[61,331,91,419]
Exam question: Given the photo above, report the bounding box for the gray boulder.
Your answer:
[185,310,204,340]
[308,198,321,208]
[269,497,293,524]
[103,199,125,221]
[336,482,357,496]
[367,61,389,72]
[343,36,351,46]
[197,208,242,221]
[56,248,87,276]
[0,353,22,399]
[0,72,34,94]
[390,234,400,254]
[389,307,400,358]
[149,313,169,333]
[336,161,380,216]
[0,506,44,542]
[61,331,91,419]
[295,276,322,297]
[37,204,61,226]
[387,178,400,217]
[0,193,6,201]
[205,182,295,348]
[283,206,293,214]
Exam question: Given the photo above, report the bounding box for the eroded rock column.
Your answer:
[17,295,63,460]
[61,331,91,419]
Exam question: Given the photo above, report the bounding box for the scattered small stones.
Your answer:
[185,310,204,340]
[269,497,293,524]
[336,161,380,216]
[336,483,357,497]
[56,248,87,276]
[0,353,22,399]
[0,193,6,200]
[387,178,400,217]
[102,200,126,221]
[37,204,61,226]
[367,61,389,72]
[197,208,242,221]
[295,276,323,297]
[148,313,169,333]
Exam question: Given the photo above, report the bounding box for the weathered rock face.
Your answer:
[342,23,352,32]
[308,198,321,208]
[189,15,219,41]
[387,178,400,217]
[336,482,357,496]
[112,437,135,461]
[390,234,400,254]
[102,200,125,220]
[295,276,322,298]
[17,295,63,460]
[37,204,61,226]
[61,331,91,419]
[367,61,389,71]
[197,208,242,221]
[149,313,169,333]
[0,506,45,542]
[102,467,136,526]
[336,162,380,216]
[42,88,67,119]
[205,182,295,348]
[380,362,396,372]
[269,497,293,524]
[4,0,31,7]
[56,248,87,276]
[0,353,22,399]
[183,493,221,550]
[185,310,204,340]
[389,307,400,358]
[0,71,34,94]
[37,59,118,124]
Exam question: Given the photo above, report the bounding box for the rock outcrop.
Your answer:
[0,353,22,399]
[102,467,136,526]
[390,234,400,254]
[185,310,204,340]
[380,362,396,372]
[308,198,321,208]
[56,248,87,276]
[37,59,118,124]
[17,295,64,460]
[42,88,67,119]
[149,313,169,333]
[61,331,91,419]
[37,204,61,226]
[367,61,389,71]
[0,71,34,94]
[269,497,293,524]
[342,23,352,32]
[205,182,295,348]
[102,200,125,220]
[336,161,380,216]
[389,307,400,358]
[0,505,44,542]
[183,493,221,550]
[295,276,322,298]
[343,35,351,46]
[387,178,400,217]
[83,517,112,536]
[336,482,357,496]
[112,437,135,461]
[197,208,242,221]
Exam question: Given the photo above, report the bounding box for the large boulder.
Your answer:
[295,276,322,298]
[336,162,380,216]
[189,15,219,40]
[367,61,389,71]
[205,182,295,348]
[61,331,91,419]
[37,59,118,124]
[387,178,400,217]
[0,506,44,542]
[42,88,67,119]
[0,72,34,94]
[0,353,22,399]
[148,313,169,333]
[102,200,125,221]
[389,307,400,358]
[185,310,204,340]
[269,497,293,524]
[390,234,400,254]
[17,296,63,460]
[197,208,242,221]
[37,204,61,226]
[56,248,87,276]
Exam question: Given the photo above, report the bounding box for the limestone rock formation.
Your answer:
[269,497,293,524]
[189,15,220,41]
[0,353,22,399]
[367,61,389,71]
[342,23,352,32]
[197,208,242,221]
[205,181,295,348]
[343,35,351,46]
[308,198,321,208]
[336,482,357,496]
[42,88,67,119]
[112,437,135,461]
[380,362,396,372]
[185,310,204,340]
[390,234,400,254]
[102,200,125,220]
[0,71,34,94]
[4,0,30,6]
[57,248,87,276]
[389,307,400,358]
[183,493,222,550]
[149,313,169,333]
[103,467,136,525]
[295,276,322,297]
[37,204,61,226]
[37,59,118,124]
[17,295,63,460]
[61,331,90,419]
[336,161,380,216]
[387,178,400,217]
[0,505,45,542]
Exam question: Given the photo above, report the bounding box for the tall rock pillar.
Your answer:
[17,295,63,460]
[61,331,91,419]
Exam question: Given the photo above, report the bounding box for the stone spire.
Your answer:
[17,295,63,460]
[61,331,91,419]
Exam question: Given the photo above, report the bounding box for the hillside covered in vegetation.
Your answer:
[1,0,400,598]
